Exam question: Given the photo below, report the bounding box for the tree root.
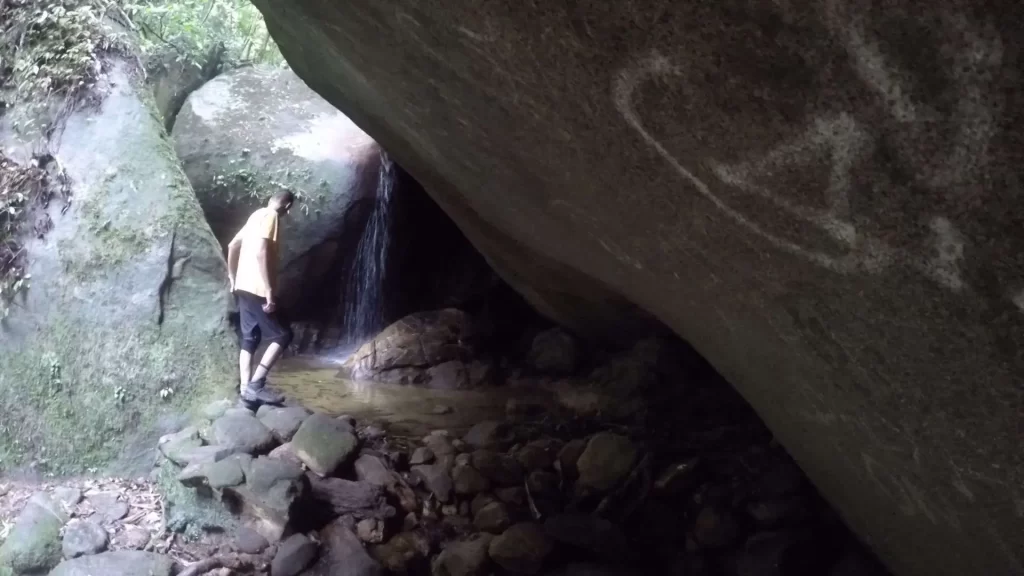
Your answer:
[177,552,261,576]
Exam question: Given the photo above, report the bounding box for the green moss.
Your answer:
[0,309,234,475]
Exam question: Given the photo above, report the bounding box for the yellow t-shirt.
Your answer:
[233,207,279,298]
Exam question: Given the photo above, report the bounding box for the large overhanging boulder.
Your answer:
[0,57,236,474]
[172,66,380,312]
[251,2,1024,575]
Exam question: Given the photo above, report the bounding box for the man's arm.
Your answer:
[256,238,275,312]
[226,236,241,291]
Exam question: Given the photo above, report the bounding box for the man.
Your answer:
[227,190,294,407]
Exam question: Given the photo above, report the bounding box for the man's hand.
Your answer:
[228,276,236,293]
[263,296,276,314]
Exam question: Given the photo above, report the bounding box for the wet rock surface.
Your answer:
[343,309,477,386]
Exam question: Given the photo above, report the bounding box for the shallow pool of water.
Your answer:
[273,356,555,438]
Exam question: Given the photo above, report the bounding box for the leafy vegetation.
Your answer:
[0,0,115,316]
[0,0,283,316]
[125,0,284,70]
[0,0,124,105]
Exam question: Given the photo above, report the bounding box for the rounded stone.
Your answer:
[62,520,109,559]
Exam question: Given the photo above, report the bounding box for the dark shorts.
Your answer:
[237,291,292,352]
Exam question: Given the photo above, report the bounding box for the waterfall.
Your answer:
[343,149,395,344]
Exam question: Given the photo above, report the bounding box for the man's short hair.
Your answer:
[271,190,295,206]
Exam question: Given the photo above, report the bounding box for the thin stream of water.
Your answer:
[342,150,395,345]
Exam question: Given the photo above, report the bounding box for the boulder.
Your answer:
[424,360,471,390]
[463,421,512,450]
[410,447,435,466]
[268,442,304,467]
[411,464,454,503]
[494,487,527,507]
[158,427,203,466]
[527,328,580,375]
[272,533,319,576]
[306,475,389,519]
[0,57,235,473]
[575,433,638,494]
[172,66,380,312]
[203,453,253,489]
[472,451,524,487]
[371,531,430,575]
[212,413,277,455]
[488,523,553,575]
[471,493,498,517]
[202,399,236,421]
[291,413,360,476]
[434,534,494,576]
[356,518,386,544]
[251,3,1024,574]
[544,514,626,560]
[169,445,237,468]
[222,456,308,542]
[48,551,177,576]
[234,526,271,554]
[556,440,586,482]
[354,454,392,486]
[474,501,511,534]
[0,493,67,574]
[424,433,458,470]
[114,527,151,552]
[52,488,83,509]
[515,439,563,472]
[86,493,129,522]
[343,309,475,383]
[61,519,109,559]
[306,519,384,576]
[258,406,312,442]
[452,465,491,496]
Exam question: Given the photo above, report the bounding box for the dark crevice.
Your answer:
[160,42,225,133]
[156,227,176,326]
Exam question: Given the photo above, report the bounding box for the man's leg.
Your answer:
[237,292,267,405]
[251,342,284,383]
[241,308,291,405]
[239,349,254,394]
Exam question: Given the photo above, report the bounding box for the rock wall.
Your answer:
[0,58,236,475]
[249,2,1024,575]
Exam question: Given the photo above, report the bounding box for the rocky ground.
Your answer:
[0,330,890,576]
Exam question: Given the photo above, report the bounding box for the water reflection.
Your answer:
[274,356,554,437]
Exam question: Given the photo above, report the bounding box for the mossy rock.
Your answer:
[0,494,67,574]
[0,57,235,475]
